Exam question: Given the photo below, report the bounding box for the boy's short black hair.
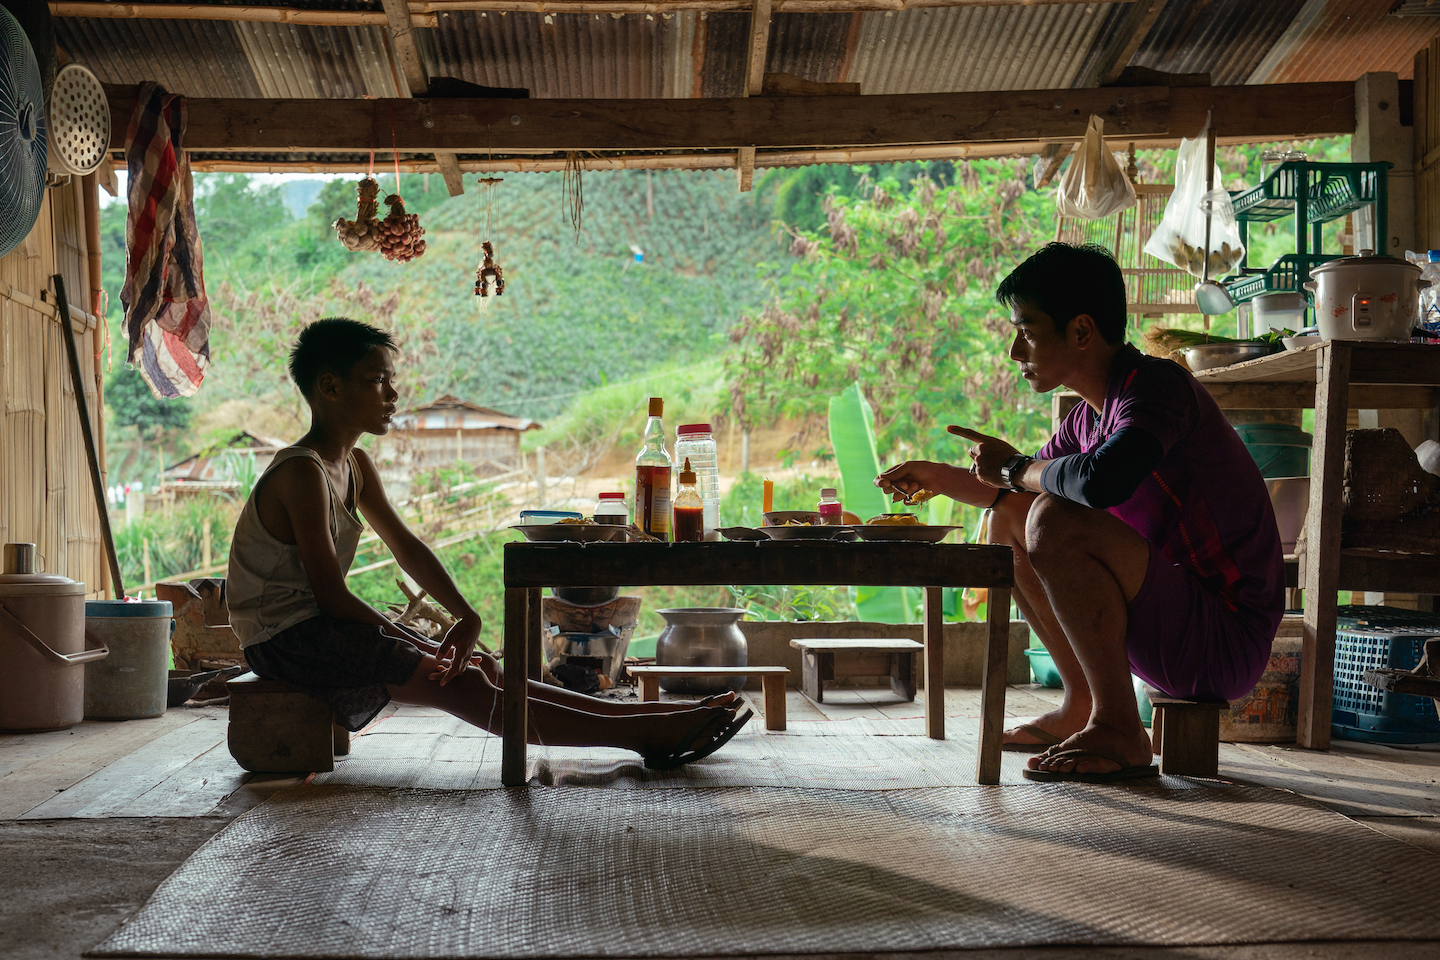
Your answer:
[995,242,1128,345]
[288,317,396,398]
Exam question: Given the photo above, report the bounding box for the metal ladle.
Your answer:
[1195,120,1235,317]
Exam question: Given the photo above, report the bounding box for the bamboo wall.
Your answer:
[0,177,108,597]
[1416,41,1440,252]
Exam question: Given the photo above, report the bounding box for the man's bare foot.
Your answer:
[1003,706,1085,748]
[1026,720,1153,775]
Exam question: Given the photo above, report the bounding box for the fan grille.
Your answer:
[49,63,108,176]
[0,7,47,259]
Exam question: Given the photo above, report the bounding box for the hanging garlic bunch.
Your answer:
[333,177,384,252]
[378,193,427,262]
[474,240,504,297]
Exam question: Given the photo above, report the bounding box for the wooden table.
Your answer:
[501,540,1015,786]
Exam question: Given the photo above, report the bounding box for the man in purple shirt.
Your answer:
[876,242,1285,782]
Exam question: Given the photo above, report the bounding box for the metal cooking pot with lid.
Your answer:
[0,542,108,732]
[1302,250,1429,342]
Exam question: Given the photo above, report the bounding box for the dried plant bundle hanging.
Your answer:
[562,151,584,242]
[334,176,384,251]
[379,193,426,262]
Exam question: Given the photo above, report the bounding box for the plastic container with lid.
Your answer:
[816,488,842,525]
[593,492,628,525]
[0,542,108,732]
[674,422,720,539]
[84,598,173,720]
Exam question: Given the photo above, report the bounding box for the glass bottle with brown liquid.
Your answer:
[634,397,673,540]
[672,458,704,543]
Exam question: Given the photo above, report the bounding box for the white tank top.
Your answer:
[226,446,366,648]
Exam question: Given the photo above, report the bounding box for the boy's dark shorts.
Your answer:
[243,615,425,731]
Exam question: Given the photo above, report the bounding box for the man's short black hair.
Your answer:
[288,317,396,399]
[995,242,1128,345]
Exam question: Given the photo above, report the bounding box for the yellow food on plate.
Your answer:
[558,517,596,525]
[867,514,922,526]
[900,488,937,506]
[782,519,816,526]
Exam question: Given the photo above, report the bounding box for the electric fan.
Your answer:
[47,62,109,178]
[0,5,47,259]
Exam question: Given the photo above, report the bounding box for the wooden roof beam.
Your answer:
[51,0,1137,28]
[1076,0,1167,89]
[380,0,465,195]
[105,83,1356,153]
[736,0,772,192]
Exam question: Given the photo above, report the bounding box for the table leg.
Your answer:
[1299,341,1350,750]
[527,587,543,682]
[762,674,786,732]
[639,675,660,702]
[501,587,529,786]
[923,586,944,740]
[978,585,1011,785]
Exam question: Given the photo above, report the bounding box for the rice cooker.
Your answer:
[1302,251,1430,342]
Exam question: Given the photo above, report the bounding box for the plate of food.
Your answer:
[760,523,849,541]
[855,514,962,543]
[718,526,768,541]
[510,521,629,543]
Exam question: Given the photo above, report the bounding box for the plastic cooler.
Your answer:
[1331,605,1440,744]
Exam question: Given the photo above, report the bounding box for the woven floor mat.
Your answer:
[94,781,1440,959]
[314,717,1042,789]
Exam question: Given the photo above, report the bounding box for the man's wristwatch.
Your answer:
[1000,454,1034,492]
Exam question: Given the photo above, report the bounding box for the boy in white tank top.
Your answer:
[229,318,748,769]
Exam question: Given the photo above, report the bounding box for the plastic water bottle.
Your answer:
[1423,251,1440,341]
[674,423,721,539]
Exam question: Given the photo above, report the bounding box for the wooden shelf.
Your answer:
[1191,340,1440,387]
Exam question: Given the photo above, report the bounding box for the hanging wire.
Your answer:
[562,151,584,242]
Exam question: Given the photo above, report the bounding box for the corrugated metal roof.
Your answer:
[425,11,669,98]
[1129,0,1310,85]
[767,12,856,83]
[57,17,263,97]
[1248,0,1440,84]
[845,4,1118,95]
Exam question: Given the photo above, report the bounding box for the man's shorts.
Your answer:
[243,615,426,731]
[1126,543,1274,703]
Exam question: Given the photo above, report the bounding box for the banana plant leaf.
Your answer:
[828,382,916,623]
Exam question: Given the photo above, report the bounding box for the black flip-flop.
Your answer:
[644,708,753,771]
[1021,746,1158,783]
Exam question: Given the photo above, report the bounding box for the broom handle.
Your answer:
[53,275,126,598]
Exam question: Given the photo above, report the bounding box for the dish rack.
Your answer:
[1331,605,1440,744]
[1056,182,1200,316]
[1224,160,1391,306]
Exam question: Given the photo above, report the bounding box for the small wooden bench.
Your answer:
[789,638,924,704]
[226,672,352,773]
[1147,688,1225,778]
[628,665,789,731]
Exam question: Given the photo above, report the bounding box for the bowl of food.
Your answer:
[761,524,848,540]
[856,521,960,542]
[762,510,822,527]
[511,521,628,542]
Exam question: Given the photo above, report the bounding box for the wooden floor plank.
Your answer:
[19,718,227,820]
[109,742,252,818]
[0,713,203,819]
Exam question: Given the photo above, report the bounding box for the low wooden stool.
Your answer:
[628,665,789,731]
[789,638,923,704]
[226,672,352,773]
[1147,687,1224,778]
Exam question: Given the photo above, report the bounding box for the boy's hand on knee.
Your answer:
[431,615,483,685]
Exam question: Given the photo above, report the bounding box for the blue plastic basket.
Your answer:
[1331,606,1440,744]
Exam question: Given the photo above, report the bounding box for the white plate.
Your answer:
[855,524,962,543]
[760,524,848,541]
[510,523,628,543]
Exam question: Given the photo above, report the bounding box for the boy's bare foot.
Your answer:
[1002,706,1085,748]
[1026,720,1153,775]
[627,705,734,759]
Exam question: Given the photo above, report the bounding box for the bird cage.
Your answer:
[1055,182,1200,317]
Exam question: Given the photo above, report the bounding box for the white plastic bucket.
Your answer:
[84,599,173,720]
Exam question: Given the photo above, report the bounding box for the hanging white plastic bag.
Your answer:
[1143,118,1245,278]
[1054,115,1136,221]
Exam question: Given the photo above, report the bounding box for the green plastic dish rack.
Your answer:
[1228,161,1389,225]
[1331,605,1440,745]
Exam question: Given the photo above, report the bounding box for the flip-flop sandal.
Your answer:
[644,709,753,771]
[1021,746,1158,784]
[1001,722,1064,752]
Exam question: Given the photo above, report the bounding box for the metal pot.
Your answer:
[0,542,108,732]
[1302,251,1430,342]
[655,607,748,694]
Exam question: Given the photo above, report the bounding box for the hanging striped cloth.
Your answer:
[120,82,210,399]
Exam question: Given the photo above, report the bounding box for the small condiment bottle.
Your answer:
[672,459,705,543]
[817,488,842,525]
[593,492,628,525]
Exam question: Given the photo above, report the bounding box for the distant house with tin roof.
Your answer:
[382,395,541,476]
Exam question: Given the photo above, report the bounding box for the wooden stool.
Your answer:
[1147,687,1224,778]
[627,665,789,731]
[788,638,923,704]
[226,672,352,773]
